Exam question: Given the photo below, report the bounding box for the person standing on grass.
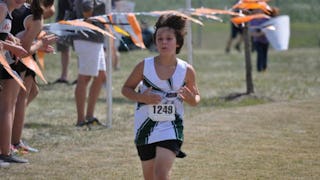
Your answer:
[73,0,106,127]
[121,14,200,180]
[11,0,57,155]
[225,22,243,54]
[225,1,243,54]
[53,0,75,84]
[0,0,29,164]
[249,8,271,72]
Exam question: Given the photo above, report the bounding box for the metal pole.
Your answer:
[104,0,113,128]
[186,0,193,64]
[197,0,203,48]
[243,23,254,94]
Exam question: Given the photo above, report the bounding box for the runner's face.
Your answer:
[155,27,179,55]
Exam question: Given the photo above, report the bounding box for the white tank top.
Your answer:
[134,57,188,145]
[0,2,11,36]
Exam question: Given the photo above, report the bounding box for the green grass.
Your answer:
[290,22,320,48]
[1,45,319,179]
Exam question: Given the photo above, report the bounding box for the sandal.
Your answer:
[53,78,69,84]
[86,117,102,126]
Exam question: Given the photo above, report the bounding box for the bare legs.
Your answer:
[59,48,70,81]
[141,147,176,180]
[225,35,243,53]
[75,70,106,124]
[112,46,120,71]
[0,79,21,155]
[12,75,38,145]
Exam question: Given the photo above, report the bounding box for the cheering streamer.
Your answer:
[0,54,26,91]
[90,14,144,48]
[233,0,272,14]
[231,13,270,24]
[190,12,223,22]
[21,56,47,83]
[192,7,240,16]
[59,20,115,39]
[112,13,145,48]
[150,10,203,26]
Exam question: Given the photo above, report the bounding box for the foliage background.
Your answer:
[134,0,320,22]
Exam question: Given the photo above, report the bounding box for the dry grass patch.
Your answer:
[179,98,320,179]
[0,46,319,179]
[1,99,319,179]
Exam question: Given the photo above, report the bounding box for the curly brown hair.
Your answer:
[153,14,187,54]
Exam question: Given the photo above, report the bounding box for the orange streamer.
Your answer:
[0,54,26,91]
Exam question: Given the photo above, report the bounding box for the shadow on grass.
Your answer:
[201,92,274,108]
[24,122,53,129]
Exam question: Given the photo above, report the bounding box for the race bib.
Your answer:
[148,104,175,122]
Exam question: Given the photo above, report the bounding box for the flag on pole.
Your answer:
[261,15,290,51]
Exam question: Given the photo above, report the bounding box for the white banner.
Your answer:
[261,15,290,51]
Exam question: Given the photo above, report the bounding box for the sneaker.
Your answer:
[86,117,102,126]
[71,79,78,85]
[75,121,91,131]
[0,160,10,168]
[11,144,28,156]
[234,43,241,52]
[10,145,19,155]
[53,78,69,84]
[0,154,28,163]
[14,140,39,153]
[75,121,88,127]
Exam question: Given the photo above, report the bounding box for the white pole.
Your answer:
[104,0,113,128]
[186,0,193,64]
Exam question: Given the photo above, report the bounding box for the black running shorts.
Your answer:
[136,140,182,161]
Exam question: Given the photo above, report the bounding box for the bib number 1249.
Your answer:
[148,104,175,121]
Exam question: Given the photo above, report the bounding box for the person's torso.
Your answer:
[56,0,76,21]
[73,0,105,43]
[134,57,187,145]
[75,0,105,18]
[250,18,269,44]
[11,4,32,36]
[11,4,38,64]
[0,2,12,40]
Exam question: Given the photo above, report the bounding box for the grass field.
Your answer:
[1,46,319,179]
[1,19,320,179]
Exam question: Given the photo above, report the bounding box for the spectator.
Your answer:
[0,0,29,164]
[225,22,243,53]
[54,0,76,84]
[249,9,271,72]
[73,0,107,127]
[11,0,57,156]
[225,2,243,53]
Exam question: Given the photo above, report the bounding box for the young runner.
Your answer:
[122,14,200,179]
